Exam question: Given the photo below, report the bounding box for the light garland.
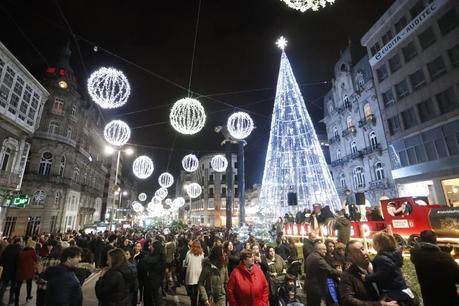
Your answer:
[227,112,254,140]
[158,172,174,188]
[182,154,199,172]
[173,197,185,208]
[170,98,206,135]
[280,0,335,12]
[132,156,154,179]
[132,201,144,213]
[152,195,163,205]
[87,67,130,109]
[104,120,131,146]
[155,188,168,200]
[186,183,202,199]
[165,198,172,205]
[211,155,228,172]
[138,193,147,202]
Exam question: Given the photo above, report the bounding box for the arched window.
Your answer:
[33,190,46,205]
[0,146,13,172]
[59,155,66,177]
[340,63,348,72]
[38,152,53,176]
[351,141,358,154]
[328,100,334,114]
[364,103,373,119]
[375,162,385,180]
[66,127,72,139]
[73,167,80,182]
[347,116,354,128]
[355,71,365,89]
[48,121,59,134]
[340,173,346,188]
[369,131,378,149]
[333,127,339,138]
[71,105,77,117]
[353,167,365,189]
[336,149,341,159]
[343,95,351,108]
[0,138,18,173]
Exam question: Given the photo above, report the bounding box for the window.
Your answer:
[351,141,358,154]
[369,131,378,148]
[388,116,401,135]
[235,187,238,195]
[388,54,402,73]
[395,79,409,100]
[353,167,365,189]
[33,191,46,205]
[428,56,447,80]
[340,174,346,188]
[448,44,459,67]
[395,16,408,32]
[221,187,226,197]
[410,0,425,19]
[54,192,61,207]
[370,42,381,56]
[436,88,458,114]
[375,162,385,180]
[418,27,436,50]
[409,69,426,90]
[417,99,437,122]
[438,8,459,35]
[382,89,395,107]
[3,216,17,237]
[355,71,365,89]
[343,95,351,109]
[382,30,394,45]
[336,149,341,159]
[333,127,339,138]
[364,103,373,119]
[73,167,80,181]
[71,104,77,117]
[66,127,72,139]
[376,65,388,82]
[347,116,354,128]
[402,42,418,63]
[222,174,226,181]
[209,174,214,182]
[59,155,66,176]
[38,152,53,176]
[53,97,64,114]
[0,147,12,172]
[401,108,418,130]
[328,100,334,114]
[50,216,58,233]
[209,187,214,198]
[48,121,59,135]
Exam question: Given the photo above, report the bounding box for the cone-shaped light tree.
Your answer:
[259,37,341,219]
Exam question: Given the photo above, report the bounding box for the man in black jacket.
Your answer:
[0,237,22,305]
[140,240,166,306]
[302,231,320,273]
[410,230,459,306]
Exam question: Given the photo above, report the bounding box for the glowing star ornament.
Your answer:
[104,120,131,146]
[155,188,168,200]
[158,172,174,188]
[132,156,154,179]
[186,183,202,199]
[227,112,254,140]
[138,193,147,202]
[182,154,199,172]
[87,67,130,109]
[211,155,228,172]
[170,98,206,135]
[280,0,335,12]
[276,36,288,50]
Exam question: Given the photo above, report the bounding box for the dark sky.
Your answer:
[0,0,394,192]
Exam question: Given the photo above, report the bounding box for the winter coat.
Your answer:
[275,243,290,260]
[184,251,204,285]
[140,249,166,289]
[305,251,341,303]
[339,263,381,306]
[16,247,37,281]
[410,242,459,306]
[279,282,300,304]
[95,262,138,306]
[226,263,269,306]
[333,216,352,244]
[226,252,239,277]
[302,238,319,273]
[41,264,83,306]
[0,243,21,281]
[164,241,176,264]
[266,254,287,280]
[198,259,228,306]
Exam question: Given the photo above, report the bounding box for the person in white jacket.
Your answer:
[184,239,204,306]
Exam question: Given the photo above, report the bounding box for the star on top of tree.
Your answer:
[276,36,288,50]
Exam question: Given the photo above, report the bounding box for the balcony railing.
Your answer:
[342,126,356,138]
[0,170,21,190]
[328,135,341,145]
[35,131,77,148]
[369,180,385,190]
[358,114,377,128]
[362,143,382,155]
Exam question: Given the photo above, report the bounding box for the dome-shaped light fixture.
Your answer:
[104,120,131,146]
[132,156,154,179]
[211,155,228,172]
[87,67,130,109]
[170,98,206,135]
[182,154,199,172]
[158,172,174,188]
[186,183,202,199]
[138,193,147,202]
[227,111,254,140]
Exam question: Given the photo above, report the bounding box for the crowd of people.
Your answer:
[0,222,457,306]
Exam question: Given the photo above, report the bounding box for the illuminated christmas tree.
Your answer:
[259,37,341,219]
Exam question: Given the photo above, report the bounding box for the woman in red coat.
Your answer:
[15,239,37,306]
[226,249,269,306]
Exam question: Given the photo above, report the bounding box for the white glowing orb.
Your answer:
[276,36,288,50]
[186,183,202,199]
[165,198,172,205]
[155,188,168,200]
[87,67,130,109]
[170,98,206,135]
[182,154,199,172]
[211,155,228,172]
[173,197,185,208]
[138,193,147,202]
[104,120,131,146]
[280,0,335,12]
[132,201,144,213]
[227,112,254,140]
[132,156,154,179]
[152,195,163,205]
[158,172,174,188]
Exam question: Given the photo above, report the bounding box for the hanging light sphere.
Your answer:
[165,198,172,205]
[132,156,154,179]
[186,183,202,199]
[182,154,199,172]
[170,98,206,135]
[211,155,228,172]
[138,193,147,202]
[173,197,185,208]
[132,201,144,213]
[227,112,254,140]
[104,120,131,146]
[152,195,163,205]
[155,188,168,200]
[280,0,335,12]
[87,67,131,109]
[147,202,155,211]
[158,172,174,188]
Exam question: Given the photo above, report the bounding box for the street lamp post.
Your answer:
[238,140,247,226]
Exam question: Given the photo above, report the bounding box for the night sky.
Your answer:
[0,0,394,193]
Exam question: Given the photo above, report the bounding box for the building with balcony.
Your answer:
[323,46,396,206]
[0,42,49,234]
[361,0,459,206]
[3,44,108,236]
[176,153,239,227]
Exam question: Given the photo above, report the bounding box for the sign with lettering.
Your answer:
[3,194,31,208]
[369,0,448,66]
[392,219,410,229]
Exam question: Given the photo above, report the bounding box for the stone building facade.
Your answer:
[323,47,396,206]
